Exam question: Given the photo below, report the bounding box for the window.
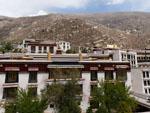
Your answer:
[144,80,147,86]
[143,71,146,78]
[116,69,127,81]
[149,89,150,94]
[105,71,113,80]
[146,71,149,78]
[133,56,135,60]
[127,55,130,60]
[28,87,37,96]
[133,61,135,65]
[145,89,148,94]
[121,54,123,60]
[44,46,47,53]
[29,72,37,83]
[91,71,97,81]
[91,85,97,94]
[5,72,18,83]
[50,47,54,53]
[49,71,54,79]
[49,104,54,108]
[63,45,65,49]
[31,46,35,53]
[148,80,150,86]
[39,46,42,53]
[143,71,149,78]
[3,87,17,99]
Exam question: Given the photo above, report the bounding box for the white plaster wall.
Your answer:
[46,46,49,53]
[131,68,143,93]
[37,73,49,95]
[0,73,5,100]
[113,50,121,61]
[19,73,29,90]
[80,72,90,113]
[135,53,138,67]
[35,46,39,53]
[113,72,116,80]
[126,71,132,89]
[97,72,104,82]
[58,43,63,51]
[27,45,31,53]
[54,46,57,54]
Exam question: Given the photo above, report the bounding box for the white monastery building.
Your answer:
[0,51,131,113]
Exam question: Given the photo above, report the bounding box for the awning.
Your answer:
[47,64,84,68]
[5,67,20,71]
[28,67,39,71]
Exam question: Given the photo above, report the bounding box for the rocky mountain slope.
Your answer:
[0,12,149,49]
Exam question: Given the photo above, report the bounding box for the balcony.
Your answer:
[28,83,38,87]
[3,83,18,88]
[46,78,85,84]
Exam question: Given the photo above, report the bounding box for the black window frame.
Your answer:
[29,71,37,83]
[116,69,127,81]
[105,71,113,80]
[5,71,19,83]
[3,87,17,99]
[50,47,54,53]
[144,80,147,86]
[143,71,146,78]
[49,71,54,79]
[91,71,98,81]
[146,71,149,78]
[44,46,47,53]
[145,88,148,94]
[31,45,36,53]
[28,87,37,97]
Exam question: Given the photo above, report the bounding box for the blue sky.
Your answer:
[0,0,150,17]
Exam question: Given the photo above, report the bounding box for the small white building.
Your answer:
[93,47,138,67]
[19,39,58,54]
[131,49,150,95]
[19,39,71,54]
[57,41,71,52]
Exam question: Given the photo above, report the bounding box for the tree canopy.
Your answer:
[5,89,48,113]
[42,79,81,113]
[87,81,137,113]
[0,42,13,53]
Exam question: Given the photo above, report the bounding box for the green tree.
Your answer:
[66,49,77,54]
[0,42,13,53]
[58,80,81,113]
[43,79,81,113]
[42,83,64,111]
[87,81,137,113]
[5,89,48,113]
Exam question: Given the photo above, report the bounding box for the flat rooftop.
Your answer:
[0,53,129,63]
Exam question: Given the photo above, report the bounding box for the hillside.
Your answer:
[0,12,149,49]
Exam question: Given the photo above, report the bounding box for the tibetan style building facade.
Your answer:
[18,39,71,54]
[0,53,131,113]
